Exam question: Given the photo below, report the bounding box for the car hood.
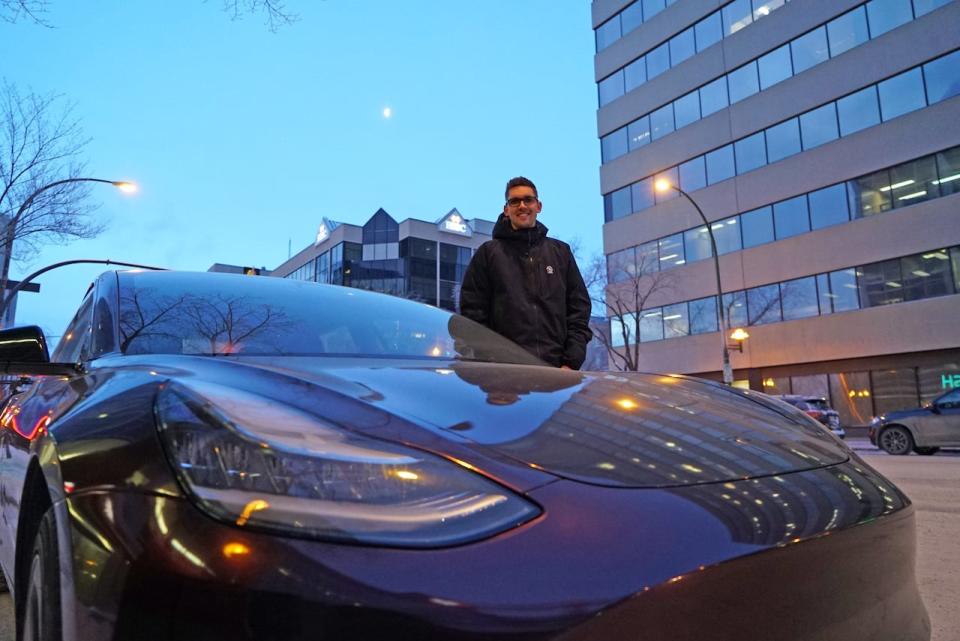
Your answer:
[150,356,849,489]
[881,407,930,421]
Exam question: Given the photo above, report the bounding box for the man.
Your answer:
[459,177,593,370]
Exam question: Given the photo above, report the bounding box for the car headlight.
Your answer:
[154,380,540,547]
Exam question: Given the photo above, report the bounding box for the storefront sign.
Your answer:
[943,374,960,389]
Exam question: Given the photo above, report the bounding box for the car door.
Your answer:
[0,290,95,576]
[925,389,960,446]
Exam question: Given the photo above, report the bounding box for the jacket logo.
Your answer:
[546,266,554,275]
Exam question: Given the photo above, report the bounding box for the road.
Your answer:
[855,445,960,641]
[1,444,956,641]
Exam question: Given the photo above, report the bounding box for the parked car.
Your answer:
[0,271,929,640]
[869,388,960,455]
[776,394,846,439]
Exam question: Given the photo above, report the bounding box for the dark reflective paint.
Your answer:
[0,325,50,362]
[57,458,924,641]
[208,357,848,488]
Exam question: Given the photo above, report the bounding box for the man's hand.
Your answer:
[560,365,572,370]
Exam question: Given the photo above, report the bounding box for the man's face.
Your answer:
[503,186,541,230]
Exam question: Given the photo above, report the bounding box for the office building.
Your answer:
[593,0,960,426]
[271,208,494,311]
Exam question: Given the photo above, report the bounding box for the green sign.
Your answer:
[943,374,960,389]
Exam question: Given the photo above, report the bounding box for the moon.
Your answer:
[382,107,392,119]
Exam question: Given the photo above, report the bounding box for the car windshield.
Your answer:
[117,272,543,365]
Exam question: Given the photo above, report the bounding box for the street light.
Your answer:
[654,178,735,385]
[0,177,138,325]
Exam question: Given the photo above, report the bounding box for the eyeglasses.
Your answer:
[506,196,538,208]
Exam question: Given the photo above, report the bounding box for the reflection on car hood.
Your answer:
[195,357,850,489]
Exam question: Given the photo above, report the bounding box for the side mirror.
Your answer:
[0,326,80,376]
[930,404,941,414]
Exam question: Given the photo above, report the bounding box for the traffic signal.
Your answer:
[243,267,261,276]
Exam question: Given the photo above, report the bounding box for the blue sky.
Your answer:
[1,1,602,340]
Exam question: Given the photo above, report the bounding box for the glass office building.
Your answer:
[593,0,960,426]
[270,208,493,312]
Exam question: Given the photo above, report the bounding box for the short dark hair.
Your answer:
[505,176,538,201]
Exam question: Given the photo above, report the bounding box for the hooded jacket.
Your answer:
[459,216,593,369]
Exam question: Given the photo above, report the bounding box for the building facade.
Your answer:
[593,0,960,426]
[270,208,494,312]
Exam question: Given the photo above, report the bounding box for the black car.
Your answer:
[869,388,960,455]
[775,395,845,439]
[0,271,929,640]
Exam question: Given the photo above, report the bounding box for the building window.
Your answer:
[640,309,664,342]
[850,168,893,217]
[628,116,651,151]
[878,68,926,121]
[800,103,839,150]
[791,26,829,74]
[650,103,675,141]
[858,258,904,307]
[728,61,760,104]
[734,132,767,174]
[674,90,701,129]
[607,247,637,284]
[699,76,729,117]
[901,250,955,301]
[765,118,802,163]
[670,27,696,66]
[625,58,647,93]
[837,86,881,136]
[658,233,685,270]
[689,296,718,334]
[722,0,753,35]
[598,71,625,107]
[829,371,873,426]
[918,361,960,403]
[601,128,628,163]
[632,178,656,212]
[741,205,775,248]
[662,302,690,338]
[890,156,940,207]
[827,6,869,56]
[808,183,850,230]
[828,268,861,312]
[722,291,748,328]
[696,12,723,51]
[747,284,782,325]
[936,147,960,196]
[773,195,810,239]
[781,276,820,320]
[706,145,736,184]
[714,217,742,255]
[684,226,712,264]
[871,368,919,416]
[923,49,960,104]
[758,44,793,90]
[646,42,670,79]
[679,155,707,192]
[866,0,914,38]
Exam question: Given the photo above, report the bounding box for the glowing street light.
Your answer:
[0,177,138,325]
[655,178,735,384]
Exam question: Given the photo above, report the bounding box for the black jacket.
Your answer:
[459,216,593,369]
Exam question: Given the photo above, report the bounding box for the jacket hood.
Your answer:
[150,356,851,490]
[492,215,549,243]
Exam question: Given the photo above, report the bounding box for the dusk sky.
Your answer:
[1,1,601,341]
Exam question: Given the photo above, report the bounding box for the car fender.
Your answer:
[880,422,921,447]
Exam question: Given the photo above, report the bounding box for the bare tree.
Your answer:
[1,0,299,30]
[0,81,103,323]
[0,0,49,26]
[582,249,678,372]
[221,0,298,31]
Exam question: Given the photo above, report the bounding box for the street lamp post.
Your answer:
[0,177,137,326]
[655,179,734,385]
